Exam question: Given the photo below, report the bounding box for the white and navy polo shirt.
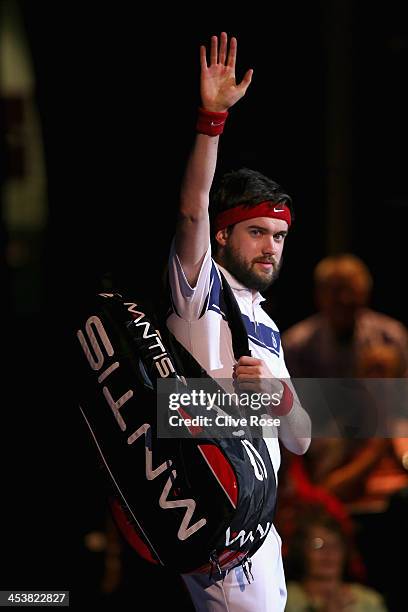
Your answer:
[167,241,291,475]
[167,241,290,379]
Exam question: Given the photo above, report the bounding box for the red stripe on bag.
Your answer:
[178,407,204,435]
[110,498,159,564]
[198,444,238,508]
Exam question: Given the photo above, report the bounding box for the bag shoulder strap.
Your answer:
[219,270,251,360]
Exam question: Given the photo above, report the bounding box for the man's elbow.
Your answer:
[296,437,311,455]
[284,436,311,455]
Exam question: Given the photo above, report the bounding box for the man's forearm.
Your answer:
[278,398,311,455]
[179,133,219,218]
[175,133,219,282]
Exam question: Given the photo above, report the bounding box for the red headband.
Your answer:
[214,201,292,232]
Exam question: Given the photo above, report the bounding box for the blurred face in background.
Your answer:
[316,269,369,335]
[304,525,346,581]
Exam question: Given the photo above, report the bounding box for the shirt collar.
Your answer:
[217,263,266,305]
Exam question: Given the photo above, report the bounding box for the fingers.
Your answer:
[205,33,236,68]
[210,35,218,65]
[236,356,263,366]
[227,36,237,69]
[235,372,259,380]
[234,356,275,383]
[234,363,262,379]
[238,68,254,93]
[200,45,208,70]
[219,31,227,64]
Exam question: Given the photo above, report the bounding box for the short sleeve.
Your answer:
[168,239,213,321]
[279,344,291,378]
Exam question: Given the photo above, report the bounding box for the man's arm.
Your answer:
[175,33,252,287]
[277,387,312,455]
[313,438,389,499]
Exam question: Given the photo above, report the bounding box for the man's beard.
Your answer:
[221,243,282,292]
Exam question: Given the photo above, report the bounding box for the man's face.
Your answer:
[217,217,288,291]
[316,271,368,333]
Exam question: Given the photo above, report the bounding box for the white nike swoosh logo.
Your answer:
[210,120,224,126]
[273,207,285,212]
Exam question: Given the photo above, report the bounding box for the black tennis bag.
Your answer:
[76,280,277,577]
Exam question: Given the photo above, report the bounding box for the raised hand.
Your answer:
[200,32,253,113]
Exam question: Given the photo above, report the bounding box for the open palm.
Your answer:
[200,33,253,113]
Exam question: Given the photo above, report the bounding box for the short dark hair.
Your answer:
[211,167,294,218]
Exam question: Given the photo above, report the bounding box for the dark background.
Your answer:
[2,1,406,608]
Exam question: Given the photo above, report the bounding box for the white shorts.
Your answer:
[181,525,287,612]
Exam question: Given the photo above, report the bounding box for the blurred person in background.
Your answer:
[282,254,408,378]
[284,507,387,612]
